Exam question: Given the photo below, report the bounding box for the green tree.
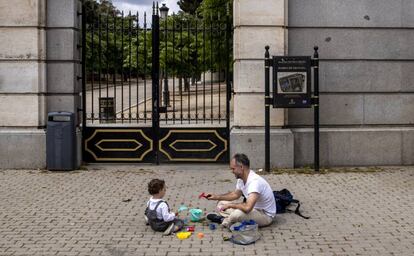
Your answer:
[197,0,232,21]
[84,0,233,89]
[197,0,233,78]
[177,0,203,15]
[84,0,140,83]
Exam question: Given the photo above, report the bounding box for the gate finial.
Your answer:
[313,46,319,58]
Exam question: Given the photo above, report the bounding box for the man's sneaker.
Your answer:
[206,212,224,224]
[163,223,175,236]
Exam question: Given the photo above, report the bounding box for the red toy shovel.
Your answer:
[198,192,209,199]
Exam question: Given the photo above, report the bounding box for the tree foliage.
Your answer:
[197,0,232,21]
[84,0,233,83]
[177,0,203,15]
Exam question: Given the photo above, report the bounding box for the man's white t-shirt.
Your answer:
[236,170,276,217]
[146,197,175,222]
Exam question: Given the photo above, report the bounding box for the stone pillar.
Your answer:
[46,0,81,117]
[46,0,82,167]
[231,0,293,168]
[0,0,81,168]
[0,0,47,168]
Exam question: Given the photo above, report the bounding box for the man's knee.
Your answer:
[228,209,246,222]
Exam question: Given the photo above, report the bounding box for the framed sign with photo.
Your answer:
[273,56,312,108]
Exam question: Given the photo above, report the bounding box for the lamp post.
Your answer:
[159,3,170,106]
[159,3,169,19]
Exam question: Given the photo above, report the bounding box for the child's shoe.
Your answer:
[163,223,175,236]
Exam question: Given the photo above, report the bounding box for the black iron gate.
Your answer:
[81,2,232,163]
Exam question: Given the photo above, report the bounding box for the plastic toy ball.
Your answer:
[197,232,204,239]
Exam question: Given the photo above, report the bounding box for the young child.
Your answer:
[145,179,183,235]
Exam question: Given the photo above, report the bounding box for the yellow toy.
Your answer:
[176,232,192,240]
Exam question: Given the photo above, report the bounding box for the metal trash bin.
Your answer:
[46,112,76,170]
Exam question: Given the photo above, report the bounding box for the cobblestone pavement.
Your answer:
[0,165,413,256]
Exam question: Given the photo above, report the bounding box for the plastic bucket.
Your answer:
[189,208,203,222]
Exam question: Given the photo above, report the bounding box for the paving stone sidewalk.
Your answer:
[0,165,413,256]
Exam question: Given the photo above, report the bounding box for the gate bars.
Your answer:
[82,2,232,126]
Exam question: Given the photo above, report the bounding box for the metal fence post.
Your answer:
[152,3,160,164]
[81,0,86,156]
[265,46,271,172]
[313,46,320,172]
[226,6,231,159]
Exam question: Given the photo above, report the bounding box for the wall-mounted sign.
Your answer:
[273,56,312,108]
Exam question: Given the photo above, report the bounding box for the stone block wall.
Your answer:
[231,0,414,168]
[0,0,81,169]
[0,0,47,168]
[1,0,413,168]
[287,0,414,166]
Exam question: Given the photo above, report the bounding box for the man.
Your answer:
[206,153,276,228]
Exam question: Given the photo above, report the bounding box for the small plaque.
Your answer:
[273,56,312,108]
[99,97,115,122]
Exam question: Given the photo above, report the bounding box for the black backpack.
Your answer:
[273,189,310,219]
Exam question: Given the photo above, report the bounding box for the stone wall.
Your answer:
[231,0,414,168]
[0,0,47,168]
[288,0,414,166]
[0,0,81,168]
[1,0,413,168]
